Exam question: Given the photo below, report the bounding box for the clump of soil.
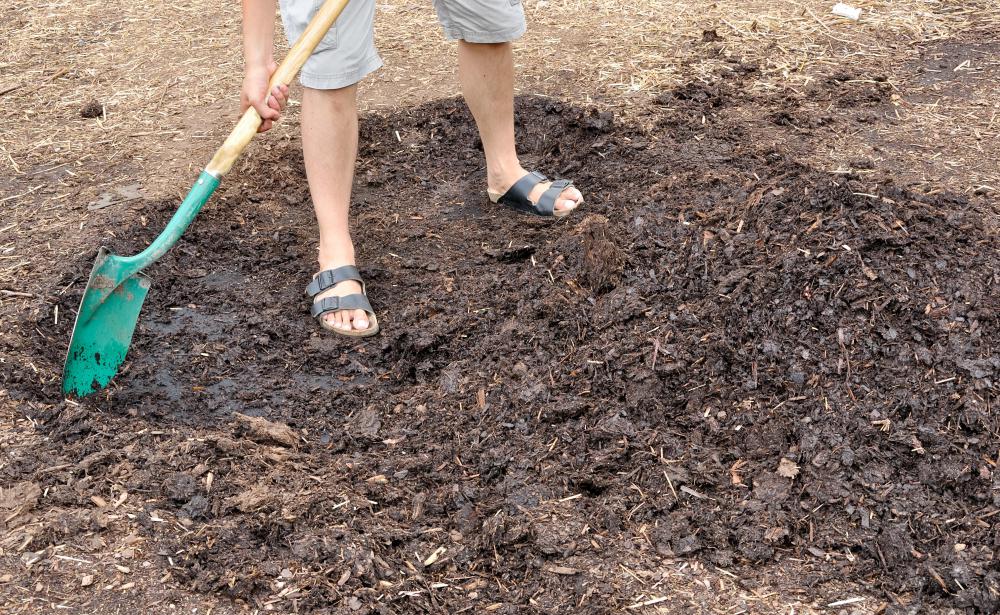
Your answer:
[3,83,998,613]
[79,100,102,119]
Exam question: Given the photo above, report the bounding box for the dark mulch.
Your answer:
[3,74,997,613]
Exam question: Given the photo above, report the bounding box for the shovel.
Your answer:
[63,0,351,397]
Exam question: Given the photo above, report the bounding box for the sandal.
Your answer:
[487,171,583,218]
[306,265,380,337]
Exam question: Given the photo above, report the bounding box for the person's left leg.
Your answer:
[456,41,582,215]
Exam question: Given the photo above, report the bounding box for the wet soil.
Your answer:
[2,66,998,613]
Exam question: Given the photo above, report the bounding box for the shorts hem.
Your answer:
[299,55,384,89]
[441,24,526,44]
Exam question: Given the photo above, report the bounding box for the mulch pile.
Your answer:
[3,68,997,613]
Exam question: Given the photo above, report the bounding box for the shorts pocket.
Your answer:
[279,0,339,51]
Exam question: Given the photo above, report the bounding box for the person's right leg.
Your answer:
[279,0,382,333]
[301,84,371,332]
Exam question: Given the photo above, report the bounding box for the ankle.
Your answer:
[317,244,355,269]
[486,160,525,191]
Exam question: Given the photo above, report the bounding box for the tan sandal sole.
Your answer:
[319,312,380,338]
[487,190,583,218]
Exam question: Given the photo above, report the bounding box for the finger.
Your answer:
[270,86,287,111]
[258,118,273,133]
[269,93,286,113]
[254,100,279,121]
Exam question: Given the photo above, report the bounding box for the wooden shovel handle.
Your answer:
[205,0,350,176]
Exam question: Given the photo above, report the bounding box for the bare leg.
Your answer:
[457,41,582,213]
[301,84,370,332]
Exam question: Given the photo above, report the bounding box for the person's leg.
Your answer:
[456,40,582,213]
[280,0,382,333]
[301,84,370,332]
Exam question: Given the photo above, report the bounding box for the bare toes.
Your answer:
[352,309,370,331]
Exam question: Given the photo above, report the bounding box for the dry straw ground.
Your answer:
[2,0,999,612]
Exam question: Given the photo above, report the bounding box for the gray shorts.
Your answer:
[278,0,527,90]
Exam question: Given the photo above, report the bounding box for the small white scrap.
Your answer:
[422,546,446,566]
[831,2,862,20]
[827,597,864,607]
[627,596,669,609]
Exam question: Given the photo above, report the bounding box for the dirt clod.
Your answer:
[234,413,299,448]
[79,100,102,119]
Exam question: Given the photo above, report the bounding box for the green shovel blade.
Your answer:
[62,170,220,397]
[63,249,152,396]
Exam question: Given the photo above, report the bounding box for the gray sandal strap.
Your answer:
[536,179,574,216]
[310,293,374,318]
[496,171,549,215]
[495,171,577,217]
[306,265,362,297]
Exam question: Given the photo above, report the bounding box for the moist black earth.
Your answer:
[2,71,998,614]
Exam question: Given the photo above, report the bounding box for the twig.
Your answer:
[1,290,34,298]
[627,596,669,609]
[0,67,68,98]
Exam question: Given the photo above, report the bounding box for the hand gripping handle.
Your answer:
[205,0,351,177]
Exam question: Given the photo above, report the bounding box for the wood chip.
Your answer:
[627,596,668,609]
[777,458,800,479]
[226,485,276,513]
[113,491,128,508]
[423,546,446,566]
[827,597,864,607]
[235,413,299,448]
[679,485,707,499]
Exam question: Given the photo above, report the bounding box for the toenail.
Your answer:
[355,320,368,330]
